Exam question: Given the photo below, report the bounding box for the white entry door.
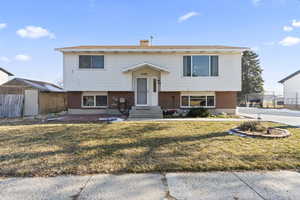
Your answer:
[135,77,158,106]
[24,89,38,116]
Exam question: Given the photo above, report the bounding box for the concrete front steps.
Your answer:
[129,106,163,119]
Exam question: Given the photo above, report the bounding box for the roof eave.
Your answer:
[56,48,249,53]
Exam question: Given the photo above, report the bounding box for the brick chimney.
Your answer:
[140,40,150,47]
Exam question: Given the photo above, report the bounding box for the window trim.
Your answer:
[180,95,216,108]
[183,55,218,77]
[81,94,108,108]
[78,55,105,70]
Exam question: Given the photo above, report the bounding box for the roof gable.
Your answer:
[0,67,14,76]
[122,62,170,73]
[279,70,300,83]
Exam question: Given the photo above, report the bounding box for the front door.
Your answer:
[136,78,148,106]
[135,77,159,106]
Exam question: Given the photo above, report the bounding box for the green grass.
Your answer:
[0,121,299,177]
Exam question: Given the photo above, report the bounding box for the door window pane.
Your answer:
[96,96,107,106]
[192,56,209,76]
[181,96,189,106]
[183,56,191,76]
[210,56,219,76]
[79,56,91,68]
[207,96,215,106]
[153,79,157,92]
[83,96,95,106]
[137,78,147,104]
[92,56,104,68]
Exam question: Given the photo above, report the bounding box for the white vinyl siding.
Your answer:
[63,53,241,92]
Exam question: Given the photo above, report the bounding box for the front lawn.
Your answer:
[0,121,299,177]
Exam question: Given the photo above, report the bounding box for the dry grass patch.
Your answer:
[0,121,299,177]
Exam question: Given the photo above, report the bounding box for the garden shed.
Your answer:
[0,78,66,117]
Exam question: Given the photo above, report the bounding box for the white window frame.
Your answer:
[180,95,216,108]
[78,55,105,70]
[183,55,218,77]
[82,94,108,108]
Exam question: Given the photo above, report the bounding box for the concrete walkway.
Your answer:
[127,118,254,122]
[1,171,300,200]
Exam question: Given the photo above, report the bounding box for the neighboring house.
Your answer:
[279,70,300,109]
[56,40,248,117]
[0,78,66,117]
[0,67,14,85]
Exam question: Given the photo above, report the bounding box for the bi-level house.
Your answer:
[56,40,248,118]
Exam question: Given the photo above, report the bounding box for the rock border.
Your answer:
[229,128,291,138]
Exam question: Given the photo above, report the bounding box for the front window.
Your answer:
[181,95,215,108]
[79,55,104,69]
[82,95,108,107]
[183,56,219,77]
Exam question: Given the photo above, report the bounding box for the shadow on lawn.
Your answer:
[0,122,231,176]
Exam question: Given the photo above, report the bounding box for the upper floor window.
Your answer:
[79,55,104,69]
[183,55,218,77]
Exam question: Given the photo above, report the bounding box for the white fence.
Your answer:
[0,94,24,118]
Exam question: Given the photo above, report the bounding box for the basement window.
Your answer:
[82,95,108,107]
[181,95,215,108]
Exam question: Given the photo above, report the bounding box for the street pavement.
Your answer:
[238,107,300,127]
[1,171,300,200]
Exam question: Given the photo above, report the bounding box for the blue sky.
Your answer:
[1,0,300,94]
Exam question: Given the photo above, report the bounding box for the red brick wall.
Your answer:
[108,91,134,109]
[67,92,82,108]
[216,91,237,109]
[159,92,180,109]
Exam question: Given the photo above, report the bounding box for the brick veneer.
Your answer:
[158,92,181,109]
[67,91,237,110]
[215,91,237,109]
[108,91,134,109]
[67,92,82,108]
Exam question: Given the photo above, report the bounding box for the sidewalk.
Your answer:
[1,171,300,200]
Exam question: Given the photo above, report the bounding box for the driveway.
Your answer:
[1,171,300,200]
[238,107,300,127]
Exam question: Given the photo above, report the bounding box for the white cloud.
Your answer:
[178,12,199,23]
[15,54,31,61]
[283,26,293,32]
[16,26,55,39]
[279,36,300,46]
[292,20,300,27]
[252,0,262,6]
[0,56,10,63]
[0,23,7,29]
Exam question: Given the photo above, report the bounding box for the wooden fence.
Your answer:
[0,94,24,118]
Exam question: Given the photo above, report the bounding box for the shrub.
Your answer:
[187,108,210,118]
[163,109,176,116]
[238,121,267,132]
